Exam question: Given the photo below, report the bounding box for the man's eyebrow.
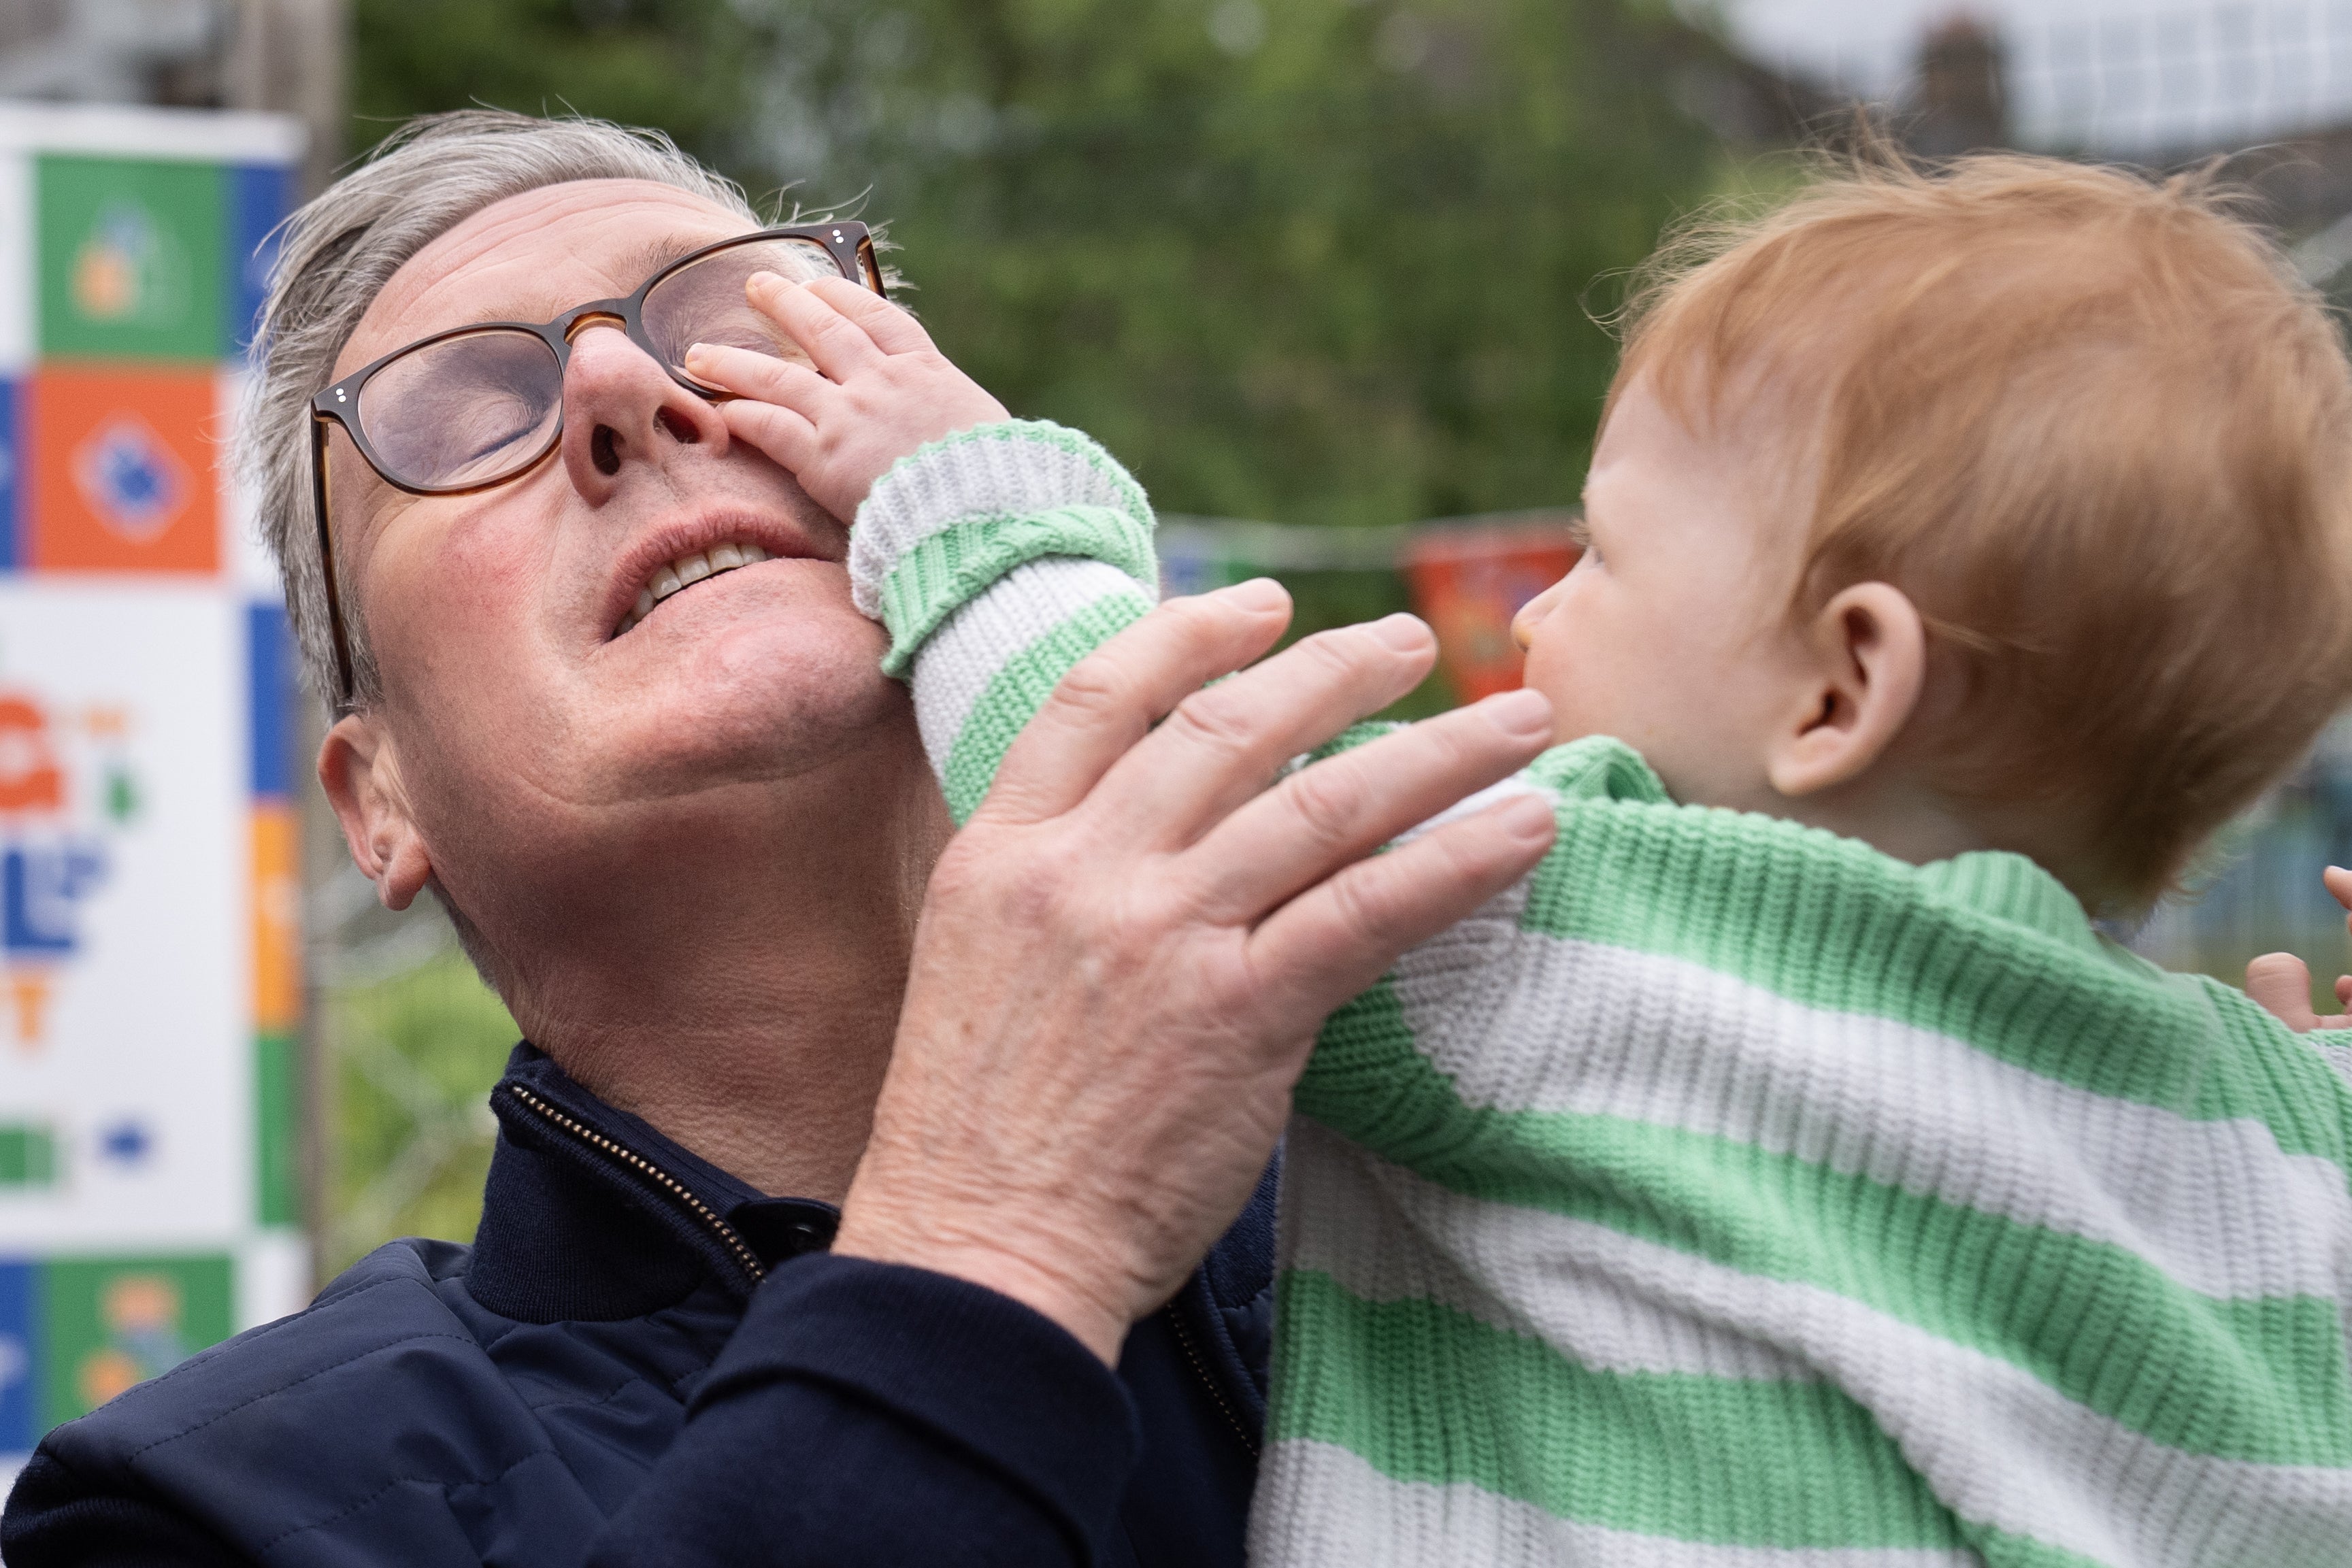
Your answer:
[610,231,743,294]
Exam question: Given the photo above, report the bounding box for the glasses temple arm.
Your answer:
[311,413,359,710]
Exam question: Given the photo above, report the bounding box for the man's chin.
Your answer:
[577,629,911,807]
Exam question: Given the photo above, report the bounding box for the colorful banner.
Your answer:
[0,103,305,1466]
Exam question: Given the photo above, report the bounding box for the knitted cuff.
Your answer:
[850,420,1158,677]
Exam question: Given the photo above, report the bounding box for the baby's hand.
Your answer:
[684,274,1009,524]
[2245,865,2352,1031]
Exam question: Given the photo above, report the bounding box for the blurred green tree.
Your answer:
[352,0,1738,524]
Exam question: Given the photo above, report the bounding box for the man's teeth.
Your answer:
[618,542,774,634]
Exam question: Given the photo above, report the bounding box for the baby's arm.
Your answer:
[686,278,1158,816]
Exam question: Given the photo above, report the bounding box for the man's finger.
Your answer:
[1082,615,1439,852]
[1185,689,1554,924]
[750,272,887,382]
[806,275,936,356]
[1243,793,1557,1033]
[2247,952,2321,1031]
[980,581,1293,826]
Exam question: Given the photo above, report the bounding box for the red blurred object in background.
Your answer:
[1402,514,1581,701]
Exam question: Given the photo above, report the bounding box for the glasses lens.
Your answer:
[354,327,563,491]
[644,237,844,386]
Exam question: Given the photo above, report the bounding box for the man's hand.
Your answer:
[684,275,1008,522]
[2246,865,2352,1031]
[832,582,1558,1363]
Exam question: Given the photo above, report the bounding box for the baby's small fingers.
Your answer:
[2246,952,2319,1031]
[2336,973,2351,1009]
[2325,864,2352,916]
[748,273,884,380]
[716,398,819,474]
[684,341,829,411]
[805,276,935,356]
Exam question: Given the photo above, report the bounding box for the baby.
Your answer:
[691,154,2352,1566]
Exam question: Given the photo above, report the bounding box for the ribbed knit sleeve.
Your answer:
[1252,735,2352,1568]
[849,420,1159,822]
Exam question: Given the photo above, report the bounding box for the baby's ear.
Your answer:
[1764,582,1926,799]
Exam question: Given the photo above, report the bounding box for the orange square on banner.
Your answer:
[29,365,220,575]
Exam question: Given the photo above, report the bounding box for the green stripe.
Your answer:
[1302,982,2352,1466]
[876,507,1154,676]
[942,590,1153,821]
[255,1030,299,1227]
[1517,738,2352,1165]
[1272,1269,1971,1551]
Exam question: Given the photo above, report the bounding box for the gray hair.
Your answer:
[242,110,759,711]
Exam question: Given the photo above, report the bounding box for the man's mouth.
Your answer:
[616,541,776,636]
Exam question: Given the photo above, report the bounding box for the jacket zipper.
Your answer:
[510,1076,1253,1454]
[1166,1285,1258,1456]
[503,1081,767,1285]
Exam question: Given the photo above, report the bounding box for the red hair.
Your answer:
[1612,153,2352,907]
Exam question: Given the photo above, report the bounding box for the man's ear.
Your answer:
[318,713,434,911]
[1765,582,1927,799]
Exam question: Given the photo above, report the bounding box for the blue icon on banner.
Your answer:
[0,380,18,571]
[97,1120,152,1169]
[0,1261,37,1451]
[71,415,186,541]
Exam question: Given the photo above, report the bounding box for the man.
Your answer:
[0,112,1554,1566]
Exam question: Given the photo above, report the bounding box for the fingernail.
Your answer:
[1222,577,1287,611]
[1368,613,1429,652]
[1495,793,1557,841]
[1479,686,1553,738]
[684,342,714,369]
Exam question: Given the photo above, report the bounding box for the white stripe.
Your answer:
[2314,1037,2352,1096]
[1385,927,2352,1305]
[1250,1438,1983,1568]
[1283,1119,1810,1381]
[1282,1137,2352,1568]
[910,558,1150,779]
[852,431,1141,617]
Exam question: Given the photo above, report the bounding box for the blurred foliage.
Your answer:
[326,948,516,1272]
[352,0,779,169]
[352,0,1740,525]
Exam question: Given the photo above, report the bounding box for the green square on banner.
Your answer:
[39,1254,232,1430]
[36,156,227,363]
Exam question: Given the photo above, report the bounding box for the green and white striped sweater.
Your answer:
[848,420,2352,1568]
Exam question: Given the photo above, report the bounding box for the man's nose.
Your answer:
[557,320,731,498]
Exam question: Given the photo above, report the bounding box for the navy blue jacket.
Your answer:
[1,1045,1275,1565]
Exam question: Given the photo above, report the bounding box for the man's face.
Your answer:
[328,180,908,898]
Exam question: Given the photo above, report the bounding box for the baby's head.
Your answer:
[1512,152,2352,913]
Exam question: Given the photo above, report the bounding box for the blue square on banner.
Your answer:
[0,380,18,571]
[229,164,294,359]
[248,600,293,799]
[0,1259,38,1450]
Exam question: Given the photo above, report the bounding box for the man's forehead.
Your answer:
[339,180,750,374]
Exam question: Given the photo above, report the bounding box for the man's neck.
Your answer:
[485,737,952,1205]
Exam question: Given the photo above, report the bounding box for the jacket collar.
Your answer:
[467,1043,840,1324]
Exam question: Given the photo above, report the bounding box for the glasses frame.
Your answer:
[308,220,882,706]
